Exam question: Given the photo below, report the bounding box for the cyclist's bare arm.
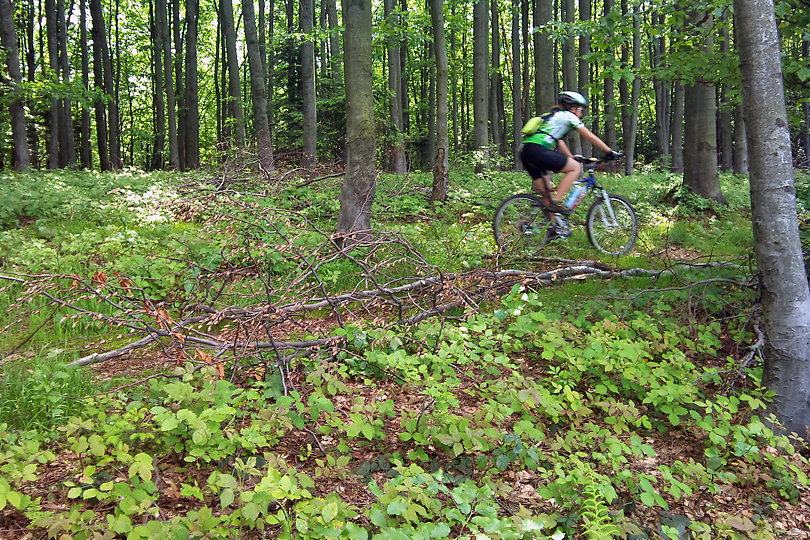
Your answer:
[576,125,613,154]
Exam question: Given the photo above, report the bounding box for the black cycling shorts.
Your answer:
[519,142,568,179]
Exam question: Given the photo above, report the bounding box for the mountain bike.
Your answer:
[492,155,638,256]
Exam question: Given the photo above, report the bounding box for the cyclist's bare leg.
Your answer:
[532,174,556,199]
[553,157,580,202]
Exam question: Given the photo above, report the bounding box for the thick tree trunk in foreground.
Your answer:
[0,0,31,170]
[337,0,376,239]
[735,0,810,441]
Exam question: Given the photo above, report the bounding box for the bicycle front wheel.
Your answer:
[493,194,553,255]
[586,194,638,255]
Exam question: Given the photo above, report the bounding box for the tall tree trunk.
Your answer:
[534,0,555,113]
[266,0,276,159]
[151,0,167,170]
[735,0,810,441]
[79,0,92,168]
[602,0,616,148]
[25,0,39,167]
[173,0,185,168]
[300,0,317,166]
[158,0,179,169]
[90,0,112,170]
[718,19,733,171]
[429,0,448,201]
[325,0,341,82]
[512,0,523,171]
[56,0,75,166]
[243,0,275,170]
[220,0,246,147]
[578,0,592,157]
[683,11,724,203]
[0,0,31,170]
[489,0,502,155]
[732,106,748,174]
[336,0,376,239]
[89,0,121,168]
[473,0,488,171]
[671,82,684,173]
[385,0,406,173]
[450,3,459,147]
[184,0,200,168]
[561,0,580,154]
[399,0,408,135]
[45,0,60,168]
[622,3,640,174]
[652,11,670,163]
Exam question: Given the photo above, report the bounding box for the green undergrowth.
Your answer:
[1,167,807,538]
[1,285,808,538]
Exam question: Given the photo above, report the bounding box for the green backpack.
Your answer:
[521,111,557,137]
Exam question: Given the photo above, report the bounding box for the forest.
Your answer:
[1,0,810,536]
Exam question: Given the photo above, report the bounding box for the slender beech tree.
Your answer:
[718,19,733,171]
[150,0,167,170]
[561,0,580,154]
[0,0,31,170]
[79,0,92,168]
[56,0,75,166]
[220,0,246,147]
[429,0,449,202]
[243,0,275,170]
[184,0,200,168]
[602,0,617,149]
[735,0,810,441]
[300,0,317,166]
[90,0,112,170]
[489,0,503,155]
[671,82,684,173]
[683,10,724,203]
[159,0,179,169]
[472,0,488,171]
[578,0,592,157]
[621,2,641,174]
[733,107,748,174]
[385,0,406,173]
[534,0,555,113]
[512,0,523,171]
[45,0,60,168]
[651,11,670,163]
[337,0,376,239]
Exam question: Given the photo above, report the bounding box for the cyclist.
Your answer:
[520,91,620,213]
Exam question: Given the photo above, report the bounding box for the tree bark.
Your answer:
[578,0,592,157]
[300,0,317,166]
[337,0,376,239]
[429,0,449,202]
[45,0,60,168]
[151,0,167,170]
[534,0,555,113]
[683,11,724,203]
[622,3,640,174]
[671,82,684,173]
[0,0,31,170]
[718,19,733,171]
[652,11,670,163]
[159,0,179,169]
[560,0,579,154]
[184,0,200,168]
[602,0,616,149]
[385,0,406,173]
[243,0,274,171]
[735,0,810,441]
[512,0,523,171]
[473,0,489,171]
[79,0,92,169]
[90,0,112,170]
[489,0,503,155]
[325,0,341,82]
[56,0,75,167]
[220,0,246,147]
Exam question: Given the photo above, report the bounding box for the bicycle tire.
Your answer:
[585,194,638,255]
[492,194,554,255]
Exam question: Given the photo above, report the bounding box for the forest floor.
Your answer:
[1,166,809,538]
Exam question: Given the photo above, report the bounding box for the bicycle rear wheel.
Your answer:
[493,194,554,255]
[586,194,638,255]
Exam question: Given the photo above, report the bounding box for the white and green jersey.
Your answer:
[523,110,584,149]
